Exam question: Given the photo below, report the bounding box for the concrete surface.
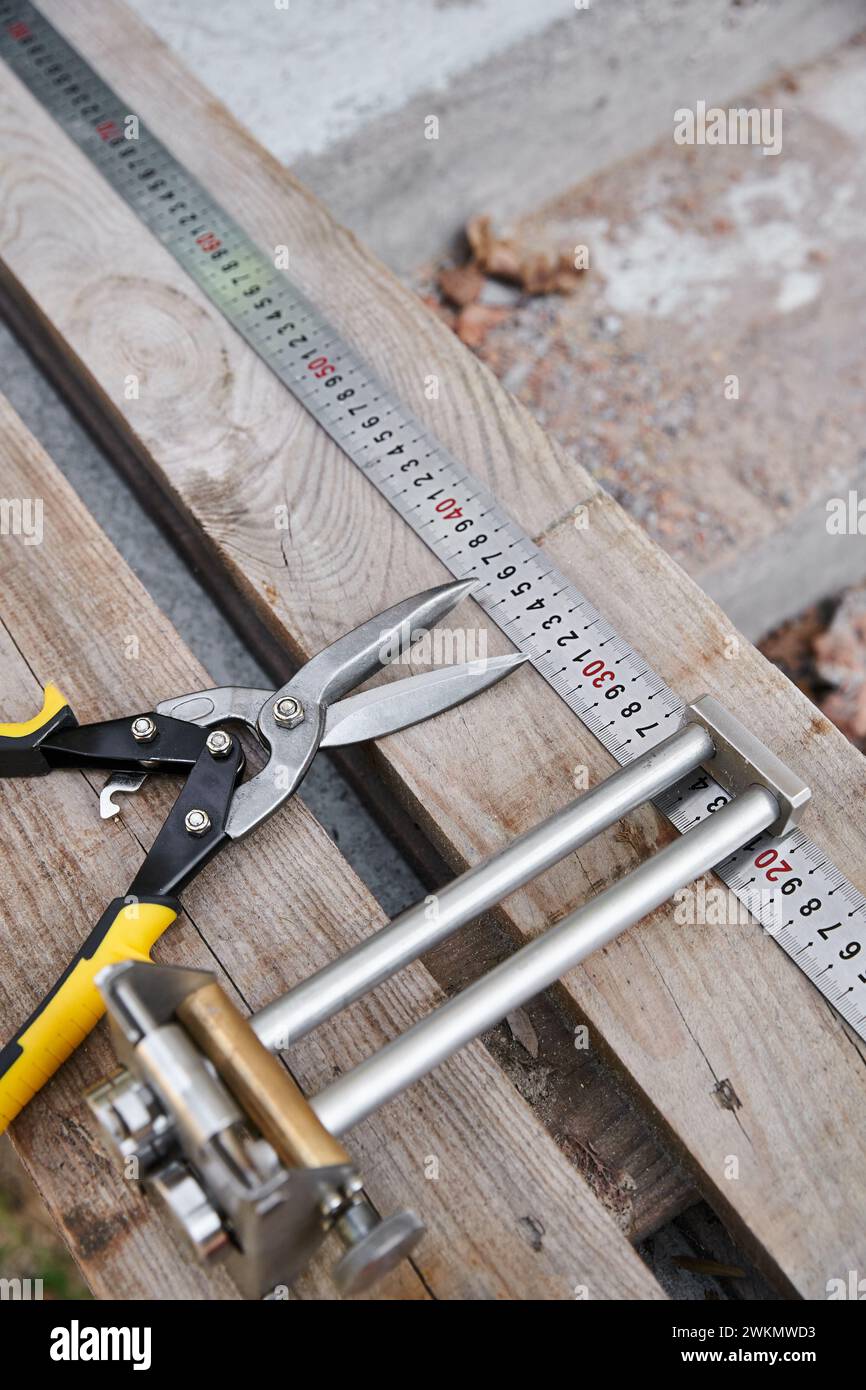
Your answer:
[125,0,866,271]
[425,34,866,639]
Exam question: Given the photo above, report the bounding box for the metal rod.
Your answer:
[253,721,714,1052]
[311,786,778,1137]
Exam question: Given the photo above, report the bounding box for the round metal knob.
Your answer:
[332,1207,425,1297]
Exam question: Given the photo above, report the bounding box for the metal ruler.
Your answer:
[2,1,865,1041]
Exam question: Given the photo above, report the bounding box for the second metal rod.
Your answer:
[311,786,778,1137]
[253,720,713,1052]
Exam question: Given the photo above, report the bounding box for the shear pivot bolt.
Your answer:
[273,696,304,728]
[184,808,212,837]
[206,730,233,758]
[131,715,157,743]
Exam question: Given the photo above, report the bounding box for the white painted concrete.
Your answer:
[580,161,830,321]
[126,0,866,270]
[127,0,572,163]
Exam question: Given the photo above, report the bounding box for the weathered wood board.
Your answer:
[0,393,664,1300]
[0,0,864,1298]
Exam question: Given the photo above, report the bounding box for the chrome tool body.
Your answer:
[0,580,524,1132]
[88,697,810,1297]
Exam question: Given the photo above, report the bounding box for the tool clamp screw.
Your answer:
[319,1188,345,1227]
[273,696,304,728]
[184,808,212,837]
[206,730,233,758]
[131,715,157,743]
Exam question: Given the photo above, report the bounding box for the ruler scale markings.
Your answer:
[1,2,864,1040]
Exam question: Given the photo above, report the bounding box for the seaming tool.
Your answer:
[0,580,525,1132]
[87,696,810,1297]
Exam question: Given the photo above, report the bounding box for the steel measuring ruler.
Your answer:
[2,0,864,1041]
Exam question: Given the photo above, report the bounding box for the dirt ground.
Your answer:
[0,1137,89,1298]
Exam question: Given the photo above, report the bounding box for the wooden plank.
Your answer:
[425,916,698,1244]
[0,0,863,1296]
[0,392,663,1300]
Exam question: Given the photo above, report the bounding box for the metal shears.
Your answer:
[0,579,525,1132]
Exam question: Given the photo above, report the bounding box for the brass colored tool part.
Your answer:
[177,982,349,1171]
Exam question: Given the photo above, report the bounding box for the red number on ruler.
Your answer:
[583,659,616,688]
[307,356,336,379]
[7,20,31,40]
[434,498,463,520]
[196,232,222,253]
[754,848,793,882]
[95,120,121,142]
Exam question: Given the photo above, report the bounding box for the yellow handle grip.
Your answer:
[0,897,178,1133]
[0,682,76,776]
[0,682,70,737]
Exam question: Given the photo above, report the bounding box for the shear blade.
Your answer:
[320,654,527,748]
[295,578,480,708]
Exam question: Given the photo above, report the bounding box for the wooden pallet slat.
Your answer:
[0,0,864,1299]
